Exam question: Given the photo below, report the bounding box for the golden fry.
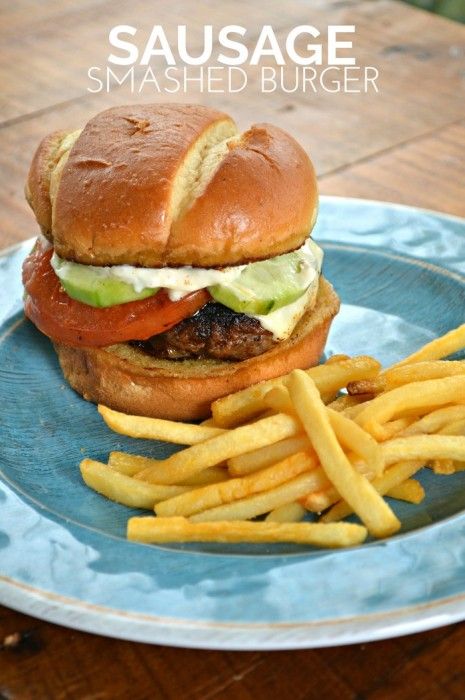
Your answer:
[356,376,465,440]
[328,394,368,413]
[382,435,465,467]
[399,406,465,437]
[80,459,188,508]
[190,471,330,522]
[386,479,425,504]
[327,408,384,477]
[127,517,367,547]
[108,452,228,485]
[265,502,306,523]
[429,459,455,475]
[99,405,226,444]
[438,419,465,436]
[287,370,400,538]
[389,324,465,368]
[211,356,381,428]
[383,360,465,388]
[322,460,424,523]
[228,435,311,476]
[347,378,385,395]
[135,413,301,485]
[155,451,317,518]
[302,487,339,513]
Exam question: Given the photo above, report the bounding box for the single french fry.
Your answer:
[382,360,465,389]
[155,451,317,518]
[327,408,384,477]
[108,451,162,476]
[80,459,188,508]
[388,324,465,369]
[453,461,465,471]
[263,385,295,415]
[200,417,217,427]
[265,502,306,523]
[348,378,386,395]
[302,487,339,513]
[356,376,465,440]
[399,406,465,437]
[228,435,311,476]
[429,459,455,475]
[328,394,369,413]
[377,417,415,441]
[190,471,330,522]
[127,517,367,547]
[382,435,465,467]
[438,419,465,436]
[135,413,301,485]
[325,354,351,364]
[211,356,381,428]
[98,405,226,444]
[108,452,229,485]
[322,460,424,523]
[287,370,400,538]
[386,479,425,504]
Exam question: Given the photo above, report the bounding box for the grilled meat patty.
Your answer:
[132,302,277,361]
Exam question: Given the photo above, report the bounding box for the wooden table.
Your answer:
[1,1,465,697]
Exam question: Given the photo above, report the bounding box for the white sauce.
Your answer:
[51,238,323,340]
[250,275,320,340]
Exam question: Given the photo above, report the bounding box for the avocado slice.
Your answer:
[52,255,158,308]
[209,250,311,316]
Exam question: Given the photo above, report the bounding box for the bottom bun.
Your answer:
[54,277,340,420]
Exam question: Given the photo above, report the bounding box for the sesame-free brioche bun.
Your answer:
[26,104,318,267]
[53,278,339,420]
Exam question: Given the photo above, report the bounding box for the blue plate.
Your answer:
[1,196,465,649]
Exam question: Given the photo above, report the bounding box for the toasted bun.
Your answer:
[52,278,339,421]
[26,104,318,267]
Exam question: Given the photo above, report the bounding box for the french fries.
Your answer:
[155,451,317,518]
[108,452,229,485]
[382,435,465,466]
[228,435,310,476]
[265,502,306,523]
[190,471,330,522]
[135,413,301,485]
[356,376,465,440]
[99,405,226,443]
[389,323,465,368]
[287,370,400,538]
[386,479,425,504]
[211,356,381,428]
[322,460,425,523]
[80,459,189,508]
[127,517,367,547]
[79,321,465,550]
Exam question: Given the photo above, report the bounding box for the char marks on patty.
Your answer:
[131,302,277,361]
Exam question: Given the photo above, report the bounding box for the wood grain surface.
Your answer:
[1,0,465,698]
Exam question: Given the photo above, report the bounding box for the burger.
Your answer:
[22,103,340,420]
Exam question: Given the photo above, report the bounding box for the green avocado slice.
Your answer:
[54,259,158,308]
[209,251,311,316]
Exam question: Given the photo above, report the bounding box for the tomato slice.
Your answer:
[22,239,210,347]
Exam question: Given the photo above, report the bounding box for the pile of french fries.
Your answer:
[80,323,465,549]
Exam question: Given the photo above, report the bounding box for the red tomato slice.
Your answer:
[22,239,210,347]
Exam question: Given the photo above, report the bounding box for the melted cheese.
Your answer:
[251,276,320,340]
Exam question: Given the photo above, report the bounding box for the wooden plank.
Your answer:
[320,119,465,217]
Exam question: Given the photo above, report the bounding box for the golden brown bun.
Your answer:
[26,104,318,267]
[53,278,339,421]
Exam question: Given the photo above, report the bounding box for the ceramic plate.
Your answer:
[1,197,465,650]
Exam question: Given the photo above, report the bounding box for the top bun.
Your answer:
[26,104,318,268]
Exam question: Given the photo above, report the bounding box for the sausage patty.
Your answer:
[131,302,277,361]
